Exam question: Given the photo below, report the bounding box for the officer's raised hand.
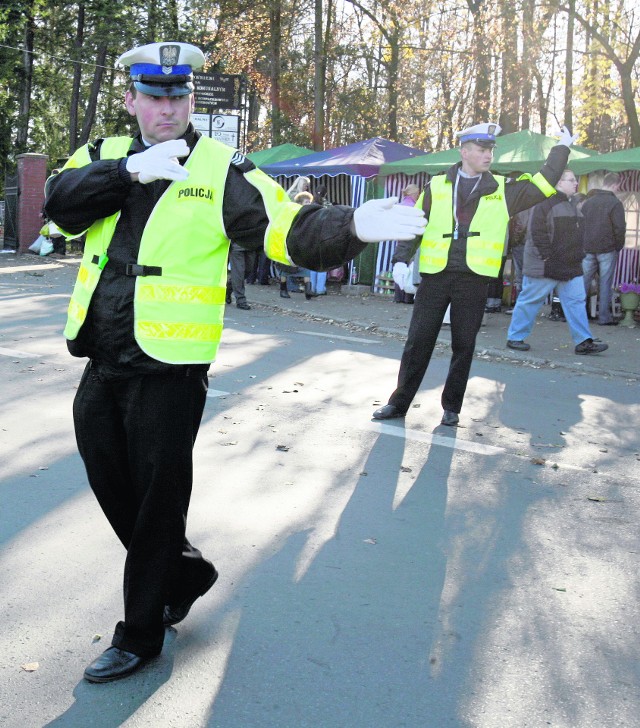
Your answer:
[352,197,426,243]
[126,139,190,184]
[556,125,578,147]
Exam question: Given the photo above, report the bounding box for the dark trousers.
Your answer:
[229,246,256,304]
[73,363,215,657]
[388,270,488,414]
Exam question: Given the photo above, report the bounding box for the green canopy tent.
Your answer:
[246,143,314,167]
[378,130,594,177]
[568,146,640,175]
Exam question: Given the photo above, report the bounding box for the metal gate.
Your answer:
[3,172,18,249]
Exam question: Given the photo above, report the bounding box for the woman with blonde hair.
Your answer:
[286,176,311,201]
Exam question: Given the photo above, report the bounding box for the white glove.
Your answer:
[392,262,408,287]
[556,125,578,147]
[125,139,190,184]
[403,263,417,295]
[353,197,426,243]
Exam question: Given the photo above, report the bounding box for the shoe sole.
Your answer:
[84,661,148,683]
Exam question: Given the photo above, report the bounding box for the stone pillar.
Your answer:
[17,153,48,253]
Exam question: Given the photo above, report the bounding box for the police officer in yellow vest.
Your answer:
[44,41,426,684]
[373,122,577,426]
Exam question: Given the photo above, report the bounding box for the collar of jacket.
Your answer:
[444,161,499,196]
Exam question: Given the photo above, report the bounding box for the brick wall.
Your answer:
[17,153,48,253]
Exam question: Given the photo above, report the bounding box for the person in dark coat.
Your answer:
[507,171,609,355]
[581,172,626,325]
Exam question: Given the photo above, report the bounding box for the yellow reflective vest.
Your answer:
[418,174,509,276]
[61,136,301,364]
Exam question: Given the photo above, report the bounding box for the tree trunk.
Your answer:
[467,1,491,121]
[269,0,282,145]
[564,0,574,129]
[69,4,85,155]
[313,0,325,150]
[498,0,519,133]
[78,44,107,146]
[387,26,399,140]
[16,13,35,151]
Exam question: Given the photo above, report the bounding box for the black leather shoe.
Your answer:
[236,301,251,310]
[163,568,219,626]
[507,339,531,351]
[372,404,406,420]
[441,410,459,426]
[84,647,147,683]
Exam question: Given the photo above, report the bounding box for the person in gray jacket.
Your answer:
[581,173,626,325]
[507,170,608,355]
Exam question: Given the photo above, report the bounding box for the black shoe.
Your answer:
[305,282,317,300]
[507,339,530,351]
[441,410,459,426]
[236,301,251,310]
[372,404,406,420]
[225,294,232,304]
[597,320,618,326]
[485,305,501,313]
[163,568,219,626]
[575,338,608,355]
[279,286,290,299]
[84,647,147,683]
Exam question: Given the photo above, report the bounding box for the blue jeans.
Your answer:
[310,270,327,294]
[582,251,619,324]
[508,275,593,345]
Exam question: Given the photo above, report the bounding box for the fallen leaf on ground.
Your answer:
[587,496,606,502]
[276,445,289,452]
[21,662,39,672]
[530,457,546,465]
[363,538,377,545]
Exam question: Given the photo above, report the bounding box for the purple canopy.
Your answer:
[260,137,426,179]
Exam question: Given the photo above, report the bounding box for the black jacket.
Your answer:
[580,189,626,254]
[392,144,570,275]
[523,192,585,281]
[44,125,365,373]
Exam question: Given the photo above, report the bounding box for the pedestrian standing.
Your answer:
[581,172,626,325]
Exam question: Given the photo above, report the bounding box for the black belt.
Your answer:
[443,231,481,239]
[92,255,162,276]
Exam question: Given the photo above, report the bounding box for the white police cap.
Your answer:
[456,122,502,147]
[117,41,205,97]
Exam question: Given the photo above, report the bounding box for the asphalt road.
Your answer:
[1,256,639,728]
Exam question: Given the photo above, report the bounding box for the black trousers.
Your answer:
[388,270,489,414]
[73,363,215,657]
